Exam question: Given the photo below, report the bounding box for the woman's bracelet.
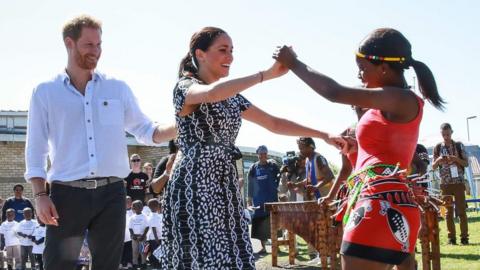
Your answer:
[258,71,264,83]
[34,191,48,199]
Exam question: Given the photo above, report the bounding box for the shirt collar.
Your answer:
[60,69,102,84]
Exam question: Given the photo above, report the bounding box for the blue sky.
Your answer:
[1,0,479,165]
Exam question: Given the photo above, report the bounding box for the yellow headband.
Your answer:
[356,52,406,63]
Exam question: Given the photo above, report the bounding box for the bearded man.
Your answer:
[24,15,175,269]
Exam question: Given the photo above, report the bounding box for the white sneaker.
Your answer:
[307,255,320,264]
[316,257,331,266]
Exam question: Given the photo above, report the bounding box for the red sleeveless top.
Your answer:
[355,96,424,171]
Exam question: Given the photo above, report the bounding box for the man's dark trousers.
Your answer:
[44,180,126,270]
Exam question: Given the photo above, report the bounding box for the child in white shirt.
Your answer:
[146,199,162,268]
[31,221,46,270]
[121,196,134,270]
[128,200,149,269]
[141,205,151,217]
[0,209,20,270]
[16,208,37,270]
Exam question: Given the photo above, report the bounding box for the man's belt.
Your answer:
[53,177,123,189]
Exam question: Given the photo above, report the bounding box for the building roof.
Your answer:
[0,110,285,154]
[0,110,28,116]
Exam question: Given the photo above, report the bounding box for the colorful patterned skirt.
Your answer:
[339,164,421,265]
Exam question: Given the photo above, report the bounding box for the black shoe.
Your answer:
[256,248,267,256]
[461,238,469,245]
[448,238,457,245]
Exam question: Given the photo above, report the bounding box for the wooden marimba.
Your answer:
[415,195,452,270]
[265,201,342,269]
[266,195,450,270]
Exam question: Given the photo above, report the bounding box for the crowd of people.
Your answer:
[18,13,475,270]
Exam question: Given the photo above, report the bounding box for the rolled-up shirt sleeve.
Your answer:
[24,87,49,181]
[123,85,158,146]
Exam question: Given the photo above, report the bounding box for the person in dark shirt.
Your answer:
[124,154,149,203]
[433,123,469,245]
[247,145,280,255]
[1,184,35,222]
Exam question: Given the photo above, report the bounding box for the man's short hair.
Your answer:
[147,198,160,207]
[440,123,452,131]
[132,200,143,208]
[297,137,316,149]
[256,145,268,154]
[62,15,102,41]
[13,184,24,191]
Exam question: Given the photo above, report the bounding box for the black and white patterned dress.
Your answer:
[158,76,255,269]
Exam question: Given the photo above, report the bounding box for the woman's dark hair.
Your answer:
[178,27,227,78]
[358,28,445,110]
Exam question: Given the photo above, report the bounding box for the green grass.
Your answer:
[256,212,480,269]
[421,211,480,270]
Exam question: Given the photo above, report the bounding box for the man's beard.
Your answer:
[74,47,99,70]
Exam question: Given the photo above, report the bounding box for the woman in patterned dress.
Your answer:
[157,27,345,269]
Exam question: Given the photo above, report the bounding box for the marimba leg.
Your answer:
[271,212,278,267]
[288,230,295,265]
[431,212,441,270]
[420,214,431,270]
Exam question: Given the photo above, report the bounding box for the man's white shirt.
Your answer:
[25,71,159,182]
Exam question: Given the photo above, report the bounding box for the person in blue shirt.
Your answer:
[1,184,35,222]
[293,137,334,201]
[247,145,280,255]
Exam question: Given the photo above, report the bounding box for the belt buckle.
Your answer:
[85,179,98,189]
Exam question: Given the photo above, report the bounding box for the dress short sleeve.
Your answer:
[236,94,252,112]
[173,77,195,114]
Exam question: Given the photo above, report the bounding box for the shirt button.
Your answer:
[90,154,94,157]
[90,172,94,175]
[87,119,91,123]
[89,137,92,140]
[86,102,89,105]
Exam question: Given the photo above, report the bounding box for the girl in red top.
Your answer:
[274,28,445,269]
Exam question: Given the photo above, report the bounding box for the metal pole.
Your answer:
[467,118,470,141]
[467,116,477,141]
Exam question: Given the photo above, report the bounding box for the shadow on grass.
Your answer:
[260,264,323,270]
[293,242,312,262]
[440,253,480,261]
[467,215,480,224]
